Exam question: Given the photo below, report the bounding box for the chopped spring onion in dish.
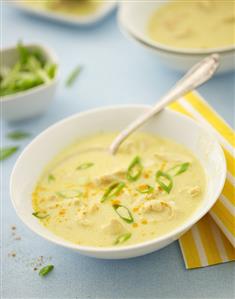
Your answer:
[77,162,94,170]
[32,212,49,219]
[127,156,143,181]
[32,132,206,247]
[0,146,19,161]
[137,184,154,194]
[167,162,190,176]
[155,170,173,193]
[0,42,57,97]
[48,174,55,182]
[114,232,132,245]
[7,131,30,140]
[39,265,54,277]
[101,182,125,203]
[113,204,134,224]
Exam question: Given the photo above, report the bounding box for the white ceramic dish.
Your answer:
[118,1,235,73]
[0,43,59,122]
[10,105,226,259]
[11,1,116,26]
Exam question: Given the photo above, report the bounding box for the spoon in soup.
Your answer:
[109,54,219,155]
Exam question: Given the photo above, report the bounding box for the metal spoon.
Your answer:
[109,54,220,155]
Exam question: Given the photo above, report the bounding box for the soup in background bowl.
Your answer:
[118,1,235,73]
[10,106,226,259]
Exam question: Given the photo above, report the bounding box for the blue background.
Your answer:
[1,4,235,299]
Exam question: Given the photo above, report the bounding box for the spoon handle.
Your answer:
[110,54,219,155]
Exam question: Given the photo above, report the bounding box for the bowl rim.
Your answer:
[118,4,235,56]
[10,0,117,25]
[10,105,227,255]
[0,42,59,102]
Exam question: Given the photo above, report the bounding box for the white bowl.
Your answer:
[11,1,117,26]
[10,106,226,259]
[0,43,59,121]
[118,1,235,73]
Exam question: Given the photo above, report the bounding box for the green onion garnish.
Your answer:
[101,182,125,203]
[137,184,154,194]
[56,190,82,198]
[39,265,54,277]
[77,162,94,170]
[113,204,134,224]
[0,146,19,161]
[48,174,55,182]
[32,212,49,219]
[167,162,190,176]
[114,232,132,245]
[156,170,173,194]
[127,156,143,182]
[66,65,83,87]
[7,131,30,140]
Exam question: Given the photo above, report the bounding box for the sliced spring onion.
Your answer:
[137,184,154,194]
[127,156,143,181]
[156,170,173,194]
[48,174,55,182]
[39,265,54,277]
[66,65,83,87]
[0,146,19,161]
[7,131,30,140]
[167,162,190,176]
[0,41,57,97]
[77,162,94,170]
[101,182,125,203]
[114,232,132,245]
[56,190,82,198]
[113,204,134,224]
[32,212,49,219]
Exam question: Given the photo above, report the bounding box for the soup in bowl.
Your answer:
[10,106,226,259]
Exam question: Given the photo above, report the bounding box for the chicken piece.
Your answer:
[77,207,91,226]
[154,152,192,164]
[122,140,149,154]
[102,219,125,235]
[95,170,126,186]
[145,188,161,201]
[188,186,201,198]
[141,199,175,218]
[141,200,164,213]
[89,202,99,213]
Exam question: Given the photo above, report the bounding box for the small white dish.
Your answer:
[118,1,235,73]
[11,1,117,26]
[0,43,59,121]
[10,105,226,259]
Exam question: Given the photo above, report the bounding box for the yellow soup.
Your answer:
[32,132,206,247]
[148,0,235,49]
[24,0,103,17]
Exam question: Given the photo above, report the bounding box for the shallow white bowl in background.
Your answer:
[10,106,226,259]
[118,1,235,73]
[11,1,117,26]
[0,43,59,122]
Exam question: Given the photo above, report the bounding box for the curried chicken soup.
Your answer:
[32,132,206,247]
[148,0,235,50]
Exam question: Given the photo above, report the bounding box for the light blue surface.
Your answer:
[1,4,235,299]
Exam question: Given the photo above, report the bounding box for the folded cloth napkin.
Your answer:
[168,91,235,269]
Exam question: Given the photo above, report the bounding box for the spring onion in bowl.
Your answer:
[0,42,57,97]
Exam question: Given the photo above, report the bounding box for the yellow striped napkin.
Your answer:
[168,91,235,269]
